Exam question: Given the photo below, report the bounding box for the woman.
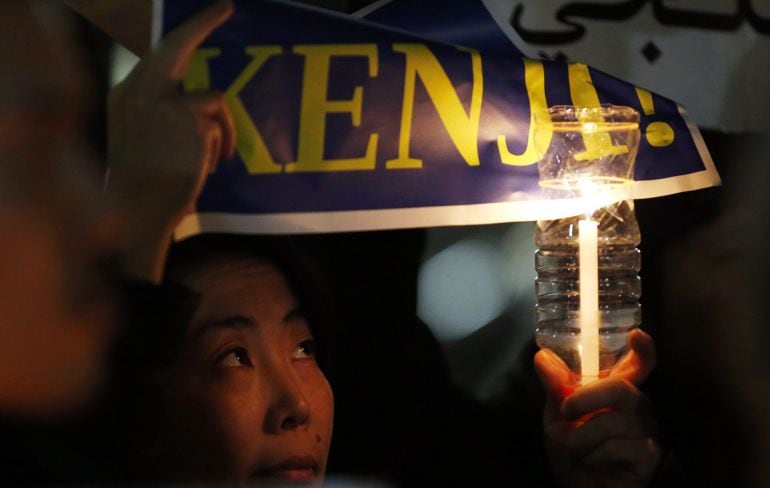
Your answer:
[148,234,334,485]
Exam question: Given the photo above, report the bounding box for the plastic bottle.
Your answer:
[534,200,641,376]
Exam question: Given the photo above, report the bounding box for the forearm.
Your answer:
[106,176,182,283]
[116,220,174,284]
[102,0,234,282]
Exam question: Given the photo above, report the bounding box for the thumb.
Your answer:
[144,0,234,87]
[610,328,656,386]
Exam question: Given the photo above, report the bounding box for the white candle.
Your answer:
[578,219,600,384]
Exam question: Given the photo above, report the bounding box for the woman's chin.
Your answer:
[248,472,322,487]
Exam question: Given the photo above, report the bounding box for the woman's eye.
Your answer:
[293,339,317,359]
[217,348,251,368]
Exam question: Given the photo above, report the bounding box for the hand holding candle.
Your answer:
[535,329,660,488]
[532,104,661,487]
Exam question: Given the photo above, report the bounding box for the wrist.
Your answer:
[104,163,194,231]
[108,196,182,284]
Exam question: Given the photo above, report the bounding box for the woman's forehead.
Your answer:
[182,257,307,338]
[184,256,288,294]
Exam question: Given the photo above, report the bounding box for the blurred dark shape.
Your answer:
[0,2,119,484]
[0,0,115,421]
[638,129,770,487]
[63,0,153,56]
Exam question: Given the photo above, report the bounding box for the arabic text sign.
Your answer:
[500,0,770,132]
[158,0,718,236]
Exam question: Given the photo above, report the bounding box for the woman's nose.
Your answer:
[264,368,311,434]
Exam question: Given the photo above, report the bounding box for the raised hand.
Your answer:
[106,0,235,282]
[535,329,661,487]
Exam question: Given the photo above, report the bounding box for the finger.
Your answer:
[534,348,575,402]
[181,90,227,115]
[180,91,234,159]
[221,102,236,158]
[148,0,234,83]
[568,411,658,458]
[201,118,223,173]
[580,437,661,475]
[562,377,652,420]
[610,329,656,386]
[212,97,235,158]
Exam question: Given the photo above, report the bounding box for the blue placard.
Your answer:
[156,0,719,236]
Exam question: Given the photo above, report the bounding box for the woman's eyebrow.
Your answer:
[191,315,257,339]
[283,307,306,324]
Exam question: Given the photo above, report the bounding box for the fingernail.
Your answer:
[540,348,559,364]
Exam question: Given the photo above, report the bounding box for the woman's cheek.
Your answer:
[308,367,335,440]
[196,382,267,475]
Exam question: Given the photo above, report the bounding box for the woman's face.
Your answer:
[159,257,333,486]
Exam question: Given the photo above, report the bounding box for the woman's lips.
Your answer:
[254,456,318,482]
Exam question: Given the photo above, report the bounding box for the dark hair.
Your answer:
[164,233,334,375]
